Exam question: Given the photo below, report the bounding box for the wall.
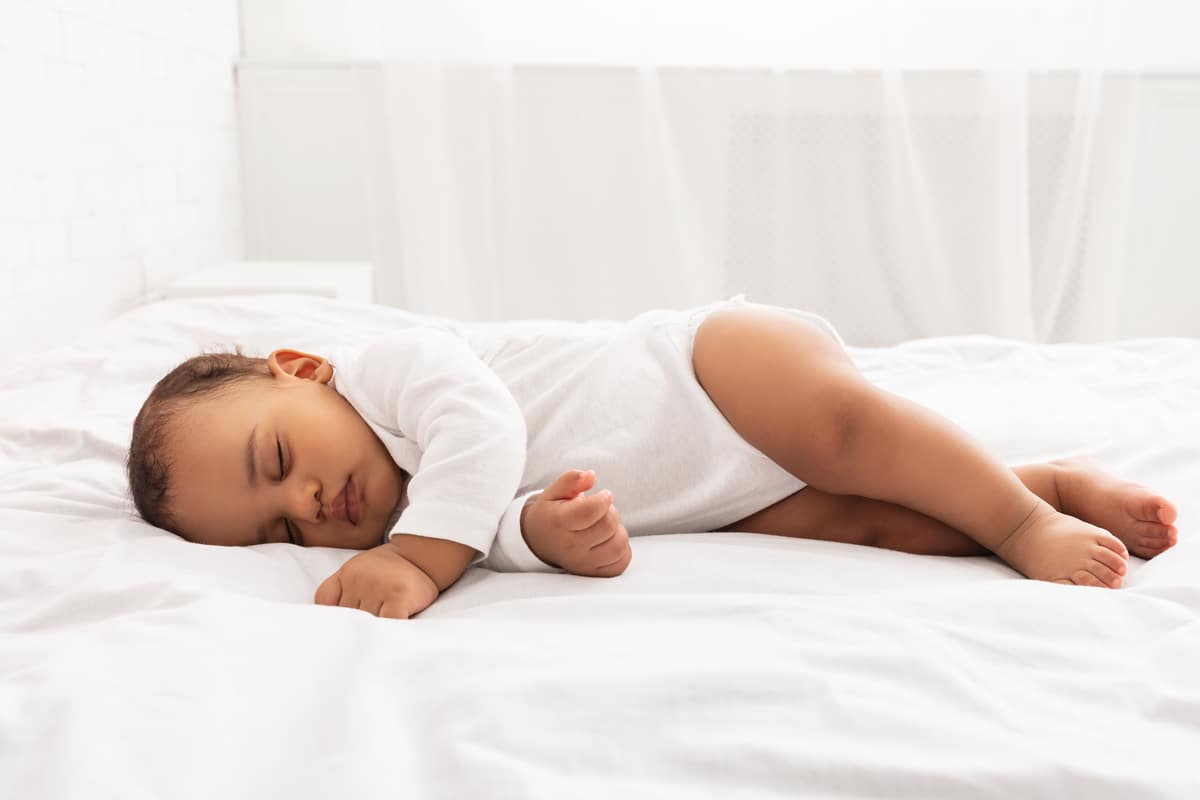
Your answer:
[0,0,244,359]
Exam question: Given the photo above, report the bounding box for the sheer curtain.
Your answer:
[363,0,1142,345]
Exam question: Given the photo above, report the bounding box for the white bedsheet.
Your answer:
[1,294,1197,799]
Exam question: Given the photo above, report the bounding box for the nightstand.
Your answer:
[157,261,375,303]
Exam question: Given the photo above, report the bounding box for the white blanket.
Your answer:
[2,294,1197,799]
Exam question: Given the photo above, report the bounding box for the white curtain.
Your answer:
[362,0,1143,345]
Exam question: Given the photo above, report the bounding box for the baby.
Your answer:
[126,297,1179,619]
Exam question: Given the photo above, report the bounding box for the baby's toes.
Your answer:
[1071,569,1115,589]
[1095,532,1129,560]
[1091,543,1128,577]
[1086,558,1124,589]
[1126,487,1178,525]
[1128,521,1177,559]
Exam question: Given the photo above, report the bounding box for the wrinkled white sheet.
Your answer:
[1,294,1197,799]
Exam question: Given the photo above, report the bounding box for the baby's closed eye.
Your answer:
[276,437,300,544]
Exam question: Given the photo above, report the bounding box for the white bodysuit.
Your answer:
[326,294,847,573]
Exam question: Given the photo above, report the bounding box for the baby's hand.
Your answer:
[314,542,440,619]
[522,469,633,577]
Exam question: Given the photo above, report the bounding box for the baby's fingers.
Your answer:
[577,512,632,577]
[560,489,614,531]
[314,573,343,606]
[545,468,596,501]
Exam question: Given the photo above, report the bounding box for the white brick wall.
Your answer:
[0,0,243,359]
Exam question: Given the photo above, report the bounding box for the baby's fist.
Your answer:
[522,470,633,578]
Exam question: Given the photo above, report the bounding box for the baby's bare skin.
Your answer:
[993,499,1129,588]
[720,456,1179,588]
[1051,456,1178,560]
[690,306,1180,591]
[521,469,632,576]
[1051,460,1180,561]
[992,456,1179,587]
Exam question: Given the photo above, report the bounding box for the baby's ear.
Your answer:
[268,349,333,383]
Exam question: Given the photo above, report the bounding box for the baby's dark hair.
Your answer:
[126,348,272,537]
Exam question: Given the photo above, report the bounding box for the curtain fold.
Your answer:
[364,0,1142,344]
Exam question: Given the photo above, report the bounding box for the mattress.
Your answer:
[1,293,1197,799]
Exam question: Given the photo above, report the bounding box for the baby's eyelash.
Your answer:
[276,438,295,544]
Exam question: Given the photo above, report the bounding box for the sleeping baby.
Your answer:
[125,295,1179,619]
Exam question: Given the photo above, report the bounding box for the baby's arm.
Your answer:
[314,471,626,617]
[318,327,529,615]
[388,533,477,591]
[356,326,528,571]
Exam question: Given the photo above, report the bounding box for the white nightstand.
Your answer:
[157,261,375,303]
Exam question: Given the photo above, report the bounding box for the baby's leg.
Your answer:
[722,462,1064,556]
[722,459,1178,564]
[692,306,1159,589]
[718,480,990,556]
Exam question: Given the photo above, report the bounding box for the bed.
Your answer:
[2,293,1197,798]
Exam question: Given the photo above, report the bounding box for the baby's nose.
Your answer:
[305,481,323,522]
[289,489,322,524]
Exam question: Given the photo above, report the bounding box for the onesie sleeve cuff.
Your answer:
[482,490,562,573]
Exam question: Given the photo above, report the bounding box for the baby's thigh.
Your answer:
[718,486,876,546]
[691,306,871,488]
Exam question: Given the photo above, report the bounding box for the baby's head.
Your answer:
[126,346,406,550]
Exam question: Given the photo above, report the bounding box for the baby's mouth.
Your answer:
[345,476,360,525]
[330,476,359,525]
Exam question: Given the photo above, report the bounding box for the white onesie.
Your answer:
[326,294,847,573]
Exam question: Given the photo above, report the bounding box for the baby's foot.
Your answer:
[993,499,1130,589]
[1051,456,1179,560]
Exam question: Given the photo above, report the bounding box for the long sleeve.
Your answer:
[337,327,528,567]
[482,489,566,573]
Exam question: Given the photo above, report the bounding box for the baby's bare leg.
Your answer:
[724,458,1177,569]
[693,306,1132,588]
[722,462,1061,557]
[854,462,1066,556]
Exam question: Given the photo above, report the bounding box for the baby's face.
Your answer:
[165,348,406,550]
